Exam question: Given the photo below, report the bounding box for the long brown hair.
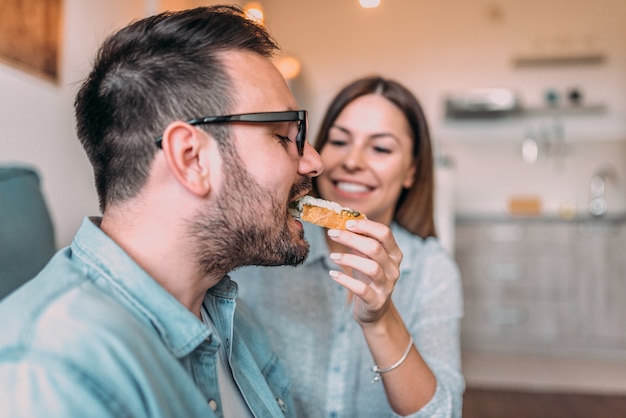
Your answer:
[312,75,436,238]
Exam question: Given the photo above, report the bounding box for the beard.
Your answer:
[188,147,311,277]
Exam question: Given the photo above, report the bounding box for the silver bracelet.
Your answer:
[371,336,414,383]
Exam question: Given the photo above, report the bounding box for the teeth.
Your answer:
[289,207,301,219]
[289,200,302,219]
[337,182,369,193]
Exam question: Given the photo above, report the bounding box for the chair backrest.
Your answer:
[0,165,56,299]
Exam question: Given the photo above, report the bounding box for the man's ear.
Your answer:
[160,121,213,197]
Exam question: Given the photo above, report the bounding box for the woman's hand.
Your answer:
[327,219,437,415]
[327,218,403,324]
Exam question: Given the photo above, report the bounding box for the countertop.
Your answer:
[456,212,626,224]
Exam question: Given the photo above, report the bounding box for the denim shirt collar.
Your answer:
[71,217,220,358]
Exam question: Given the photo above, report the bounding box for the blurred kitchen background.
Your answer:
[2,0,626,403]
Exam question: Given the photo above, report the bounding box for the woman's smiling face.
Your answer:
[316,94,416,225]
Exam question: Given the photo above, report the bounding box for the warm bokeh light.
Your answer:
[244,2,264,25]
[521,138,539,164]
[276,55,301,80]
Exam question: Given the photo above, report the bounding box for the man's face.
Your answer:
[191,151,312,273]
[190,50,322,274]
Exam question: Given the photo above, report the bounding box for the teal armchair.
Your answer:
[0,165,56,299]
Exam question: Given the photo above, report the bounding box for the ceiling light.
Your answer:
[359,0,381,8]
[244,2,264,25]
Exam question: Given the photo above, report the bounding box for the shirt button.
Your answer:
[276,397,286,412]
[208,399,218,411]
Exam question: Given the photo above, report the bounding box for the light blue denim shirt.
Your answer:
[0,217,294,418]
[234,222,465,418]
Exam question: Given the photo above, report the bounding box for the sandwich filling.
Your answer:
[289,195,362,219]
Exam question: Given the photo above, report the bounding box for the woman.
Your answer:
[234,75,464,417]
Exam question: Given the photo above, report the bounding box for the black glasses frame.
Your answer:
[155,110,308,156]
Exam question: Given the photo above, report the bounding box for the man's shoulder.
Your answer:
[0,255,151,364]
[0,250,83,340]
[0,276,208,417]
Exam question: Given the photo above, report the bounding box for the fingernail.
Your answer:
[327,229,340,237]
[329,253,341,261]
[345,220,356,229]
[329,270,340,278]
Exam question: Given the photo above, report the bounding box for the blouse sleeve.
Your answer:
[393,239,465,418]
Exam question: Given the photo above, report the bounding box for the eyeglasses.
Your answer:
[155,110,308,156]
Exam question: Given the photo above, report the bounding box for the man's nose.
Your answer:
[299,141,323,177]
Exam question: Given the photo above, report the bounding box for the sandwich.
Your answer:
[290,195,366,230]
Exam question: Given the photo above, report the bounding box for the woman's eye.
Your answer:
[328,139,347,147]
[373,146,392,154]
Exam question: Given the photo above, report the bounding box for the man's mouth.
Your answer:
[289,199,303,220]
[288,178,313,220]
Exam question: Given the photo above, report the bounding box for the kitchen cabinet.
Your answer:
[576,222,626,350]
[456,217,626,358]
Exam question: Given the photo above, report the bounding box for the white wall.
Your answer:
[447,139,626,215]
[1,0,148,247]
[262,0,626,138]
[2,0,625,247]
[261,0,626,218]
[0,0,232,248]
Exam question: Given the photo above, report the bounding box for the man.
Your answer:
[0,6,322,417]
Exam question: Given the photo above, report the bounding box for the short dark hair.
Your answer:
[74,6,279,212]
[312,75,436,238]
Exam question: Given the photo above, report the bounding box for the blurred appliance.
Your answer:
[445,88,520,119]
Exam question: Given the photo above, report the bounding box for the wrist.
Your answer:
[371,335,414,383]
[357,301,400,336]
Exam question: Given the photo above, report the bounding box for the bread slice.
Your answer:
[290,195,366,229]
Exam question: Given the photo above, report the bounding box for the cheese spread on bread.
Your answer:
[290,195,365,229]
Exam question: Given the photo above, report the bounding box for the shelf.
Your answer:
[444,104,606,120]
[434,113,626,142]
[456,213,626,224]
[512,53,606,68]
[521,104,606,116]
